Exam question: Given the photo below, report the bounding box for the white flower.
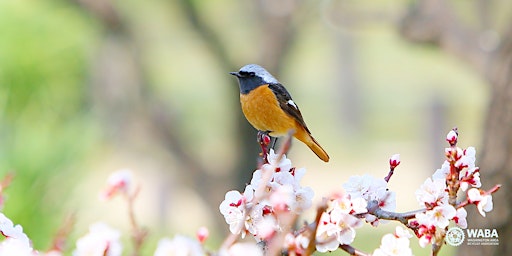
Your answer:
[73,222,122,256]
[343,174,394,212]
[269,184,294,211]
[0,213,31,249]
[154,236,203,256]
[342,175,373,199]
[454,207,468,229]
[430,204,456,229]
[373,227,413,256]
[415,204,456,230]
[267,149,292,172]
[394,226,413,239]
[467,188,493,217]
[284,233,310,255]
[432,161,450,180]
[456,147,476,169]
[468,188,494,217]
[350,197,368,214]
[477,194,493,217]
[415,211,435,227]
[315,201,364,252]
[290,186,314,213]
[0,238,35,256]
[315,213,341,253]
[415,178,448,206]
[460,168,481,191]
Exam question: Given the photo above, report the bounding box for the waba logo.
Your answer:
[445,227,465,246]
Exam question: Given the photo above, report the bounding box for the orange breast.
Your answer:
[240,85,297,137]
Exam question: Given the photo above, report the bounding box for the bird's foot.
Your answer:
[257,131,272,164]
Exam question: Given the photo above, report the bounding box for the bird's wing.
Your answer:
[268,83,311,134]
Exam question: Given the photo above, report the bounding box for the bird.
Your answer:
[230,64,329,162]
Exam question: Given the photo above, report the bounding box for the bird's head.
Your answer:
[230,64,279,94]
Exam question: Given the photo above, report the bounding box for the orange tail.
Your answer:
[295,129,330,162]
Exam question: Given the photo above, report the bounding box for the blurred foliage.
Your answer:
[0,0,99,248]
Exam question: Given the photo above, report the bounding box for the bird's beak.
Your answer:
[229,71,240,77]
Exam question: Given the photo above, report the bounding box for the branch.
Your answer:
[365,200,425,225]
[339,244,369,256]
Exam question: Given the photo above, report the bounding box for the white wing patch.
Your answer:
[287,99,298,109]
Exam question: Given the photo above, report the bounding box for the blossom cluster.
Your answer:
[408,129,494,248]
[0,128,501,256]
[219,149,314,240]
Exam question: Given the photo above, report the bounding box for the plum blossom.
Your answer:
[0,213,31,249]
[0,238,35,256]
[373,226,413,256]
[453,207,468,229]
[429,204,456,229]
[389,154,401,168]
[415,177,448,207]
[196,227,209,243]
[467,188,494,217]
[73,222,122,256]
[284,233,309,255]
[219,189,254,236]
[446,130,457,145]
[100,169,133,200]
[220,150,314,240]
[432,161,450,180]
[153,236,203,256]
[342,174,395,212]
[315,201,363,252]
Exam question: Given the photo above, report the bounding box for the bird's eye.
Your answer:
[239,71,255,77]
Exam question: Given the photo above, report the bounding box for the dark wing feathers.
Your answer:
[268,83,311,134]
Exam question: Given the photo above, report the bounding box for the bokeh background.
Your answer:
[1,0,510,255]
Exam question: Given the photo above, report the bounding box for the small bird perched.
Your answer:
[230,64,329,162]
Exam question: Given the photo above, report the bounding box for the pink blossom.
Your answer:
[389,154,401,168]
[100,169,133,200]
[196,226,209,243]
[446,130,457,145]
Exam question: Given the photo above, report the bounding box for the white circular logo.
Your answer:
[445,227,465,246]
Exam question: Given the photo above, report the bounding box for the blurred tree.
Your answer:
[400,0,511,255]
[176,0,308,189]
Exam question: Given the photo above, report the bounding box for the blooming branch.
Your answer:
[0,127,501,256]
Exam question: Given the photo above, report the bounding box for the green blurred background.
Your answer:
[1,0,504,255]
